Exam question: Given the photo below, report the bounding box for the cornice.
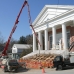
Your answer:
[32,5,74,26]
[34,7,74,28]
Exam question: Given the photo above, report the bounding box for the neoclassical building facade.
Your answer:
[32,5,74,52]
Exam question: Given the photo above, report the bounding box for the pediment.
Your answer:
[33,5,74,27]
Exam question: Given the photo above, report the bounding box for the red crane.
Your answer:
[2,0,41,56]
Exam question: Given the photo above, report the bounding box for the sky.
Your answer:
[0,0,74,41]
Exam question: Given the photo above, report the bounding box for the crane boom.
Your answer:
[2,0,41,56]
[2,1,27,55]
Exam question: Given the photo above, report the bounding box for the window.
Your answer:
[67,32,70,48]
[49,35,52,48]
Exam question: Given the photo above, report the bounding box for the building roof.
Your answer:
[32,5,74,26]
[12,44,32,49]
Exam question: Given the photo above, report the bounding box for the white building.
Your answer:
[12,44,32,54]
[12,44,32,58]
[32,5,74,52]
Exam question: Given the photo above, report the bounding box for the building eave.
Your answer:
[34,7,74,29]
[32,5,74,27]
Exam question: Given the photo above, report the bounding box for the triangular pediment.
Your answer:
[33,5,74,27]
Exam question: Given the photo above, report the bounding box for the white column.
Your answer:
[38,31,43,50]
[33,33,37,52]
[52,26,56,49]
[62,23,68,50]
[45,29,48,50]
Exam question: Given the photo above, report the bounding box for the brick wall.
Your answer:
[70,26,74,52]
[48,26,74,51]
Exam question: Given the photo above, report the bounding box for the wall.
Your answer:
[18,49,24,53]
[48,26,71,49]
[70,26,74,52]
[12,47,17,53]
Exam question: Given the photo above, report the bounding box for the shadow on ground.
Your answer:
[17,67,30,73]
[63,66,74,70]
[7,67,30,73]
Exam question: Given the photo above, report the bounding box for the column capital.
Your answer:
[71,20,74,27]
[38,30,43,33]
[52,25,56,28]
[62,22,67,25]
[38,30,42,33]
[44,28,48,31]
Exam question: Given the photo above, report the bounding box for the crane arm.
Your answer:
[2,0,41,56]
[2,1,27,55]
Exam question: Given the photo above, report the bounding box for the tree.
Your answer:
[0,32,5,52]
[20,47,33,58]
[0,32,4,44]
[26,34,33,44]
[18,34,33,44]
[18,36,27,44]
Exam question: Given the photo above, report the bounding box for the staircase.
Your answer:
[19,52,58,69]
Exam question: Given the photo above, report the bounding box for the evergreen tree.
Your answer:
[18,36,27,44]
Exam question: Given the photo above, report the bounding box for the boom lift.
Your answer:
[1,0,41,72]
[2,0,41,56]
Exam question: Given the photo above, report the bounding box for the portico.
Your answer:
[32,5,74,52]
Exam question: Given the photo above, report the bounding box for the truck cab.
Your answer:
[53,55,64,70]
[53,52,74,70]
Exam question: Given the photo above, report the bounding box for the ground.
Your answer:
[0,67,74,74]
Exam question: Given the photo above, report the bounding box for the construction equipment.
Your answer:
[0,0,41,72]
[2,0,41,56]
[1,53,20,72]
[53,42,74,70]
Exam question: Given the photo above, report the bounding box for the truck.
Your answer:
[3,59,19,72]
[1,53,20,72]
[53,42,74,70]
